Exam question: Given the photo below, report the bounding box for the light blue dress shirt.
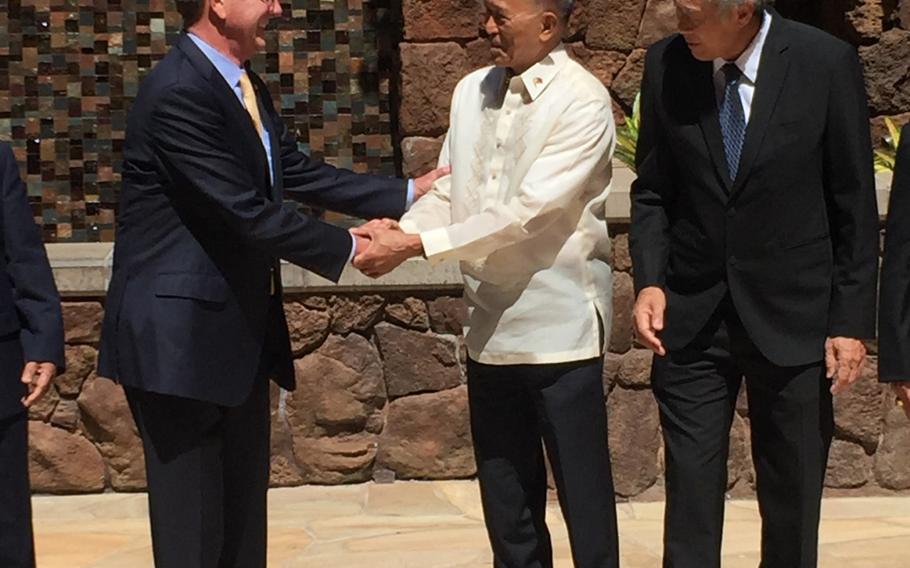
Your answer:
[188,33,274,185]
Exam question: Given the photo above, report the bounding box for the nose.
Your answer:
[482,15,497,37]
[270,0,283,16]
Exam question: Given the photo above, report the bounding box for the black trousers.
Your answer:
[0,411,34,568]
[468,357,619,568]
[652,298,833,568]
[125,370,271,568]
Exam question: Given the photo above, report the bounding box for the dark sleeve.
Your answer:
[879,126,910,382]
[149,85,354,282]
[0,145,65,369]
[822,45,879,340]
[630,48,676,294]
[249,70,408,221]
[277,121,408,220]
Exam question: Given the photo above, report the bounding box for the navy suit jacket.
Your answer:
[98,34,407,406]
[879,124,910,383]
[0,144,65,420]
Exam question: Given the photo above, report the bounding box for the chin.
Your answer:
[688,45,713,61]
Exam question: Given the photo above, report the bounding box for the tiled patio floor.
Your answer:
[32,481,910,567]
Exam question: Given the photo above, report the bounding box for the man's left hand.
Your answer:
[21,361,58,408]
[825,337,866,394]
[351,225,423,278]
[412,166,451,201]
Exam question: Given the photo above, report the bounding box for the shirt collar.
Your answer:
[187,32,246,92]
[505,43,569,102]
[712,11,772,84]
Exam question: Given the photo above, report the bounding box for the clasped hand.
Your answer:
[346,164,448,278]
[349,220,423,279]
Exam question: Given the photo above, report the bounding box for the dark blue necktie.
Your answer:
[719,63,746,181]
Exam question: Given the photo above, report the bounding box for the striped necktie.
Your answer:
[719,63,746,181]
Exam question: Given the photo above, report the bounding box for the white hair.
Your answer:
[538,0,576,22]
[716,0,767,16]
[554,0,576,19]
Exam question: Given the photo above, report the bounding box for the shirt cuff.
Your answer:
[406,179,416,209]
[347,232,357,264]
[419,226,454,261]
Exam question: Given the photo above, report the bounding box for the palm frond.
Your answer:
[615,92,642,171]
[875,117,901,173]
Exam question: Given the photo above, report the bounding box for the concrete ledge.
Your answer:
[47,243,114,297]
[279,257,463,293]
[44,167,895,297]
[45,242,463,297]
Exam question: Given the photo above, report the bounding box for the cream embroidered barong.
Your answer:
[399,45,616,365]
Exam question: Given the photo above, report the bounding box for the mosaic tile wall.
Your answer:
[0,0,396,242]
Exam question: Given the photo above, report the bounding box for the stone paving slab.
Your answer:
[32,481,910,567]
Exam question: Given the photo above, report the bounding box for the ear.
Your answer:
[735,3,755,27]
[540,11,560,41]
[209,0,227,21]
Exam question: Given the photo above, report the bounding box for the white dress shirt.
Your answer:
[712,11,772,124]
[399,44,616,365]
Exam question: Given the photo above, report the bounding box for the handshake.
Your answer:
[348,165,450,278]
[349,218,422,278]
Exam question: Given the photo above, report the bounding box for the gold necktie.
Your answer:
[239,71,277,295]
[238,71,265,139]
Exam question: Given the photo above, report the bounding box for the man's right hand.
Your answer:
[634,286,666,356]
[21,361,57,408]
[351,229,371,260]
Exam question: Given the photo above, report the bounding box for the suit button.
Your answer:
[728,256,738,267]
[727,208,736,218]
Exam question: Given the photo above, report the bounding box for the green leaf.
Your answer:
[885,117,900,151]
[614,91,642,172]
[875,149,896,173]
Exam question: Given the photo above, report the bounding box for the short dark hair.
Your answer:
[175,0,204,27]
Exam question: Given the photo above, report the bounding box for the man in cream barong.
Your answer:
[352,1,620,566]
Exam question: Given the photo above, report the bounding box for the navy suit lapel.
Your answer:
[175,35,272,196]
[729,16,791,200]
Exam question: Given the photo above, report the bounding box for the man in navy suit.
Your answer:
[0,142,65,568]
[97,1,445,566]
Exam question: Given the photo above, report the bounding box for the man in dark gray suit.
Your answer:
[631,1,879,566]
[879,123,910,419]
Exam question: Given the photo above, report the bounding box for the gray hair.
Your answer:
[715,0,767,16]
[539,0,576,22]
[553,0,576,19]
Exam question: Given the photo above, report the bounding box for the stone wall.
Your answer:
[25,0,910,498]
[29,231,910,497]
[397,0,910,179]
